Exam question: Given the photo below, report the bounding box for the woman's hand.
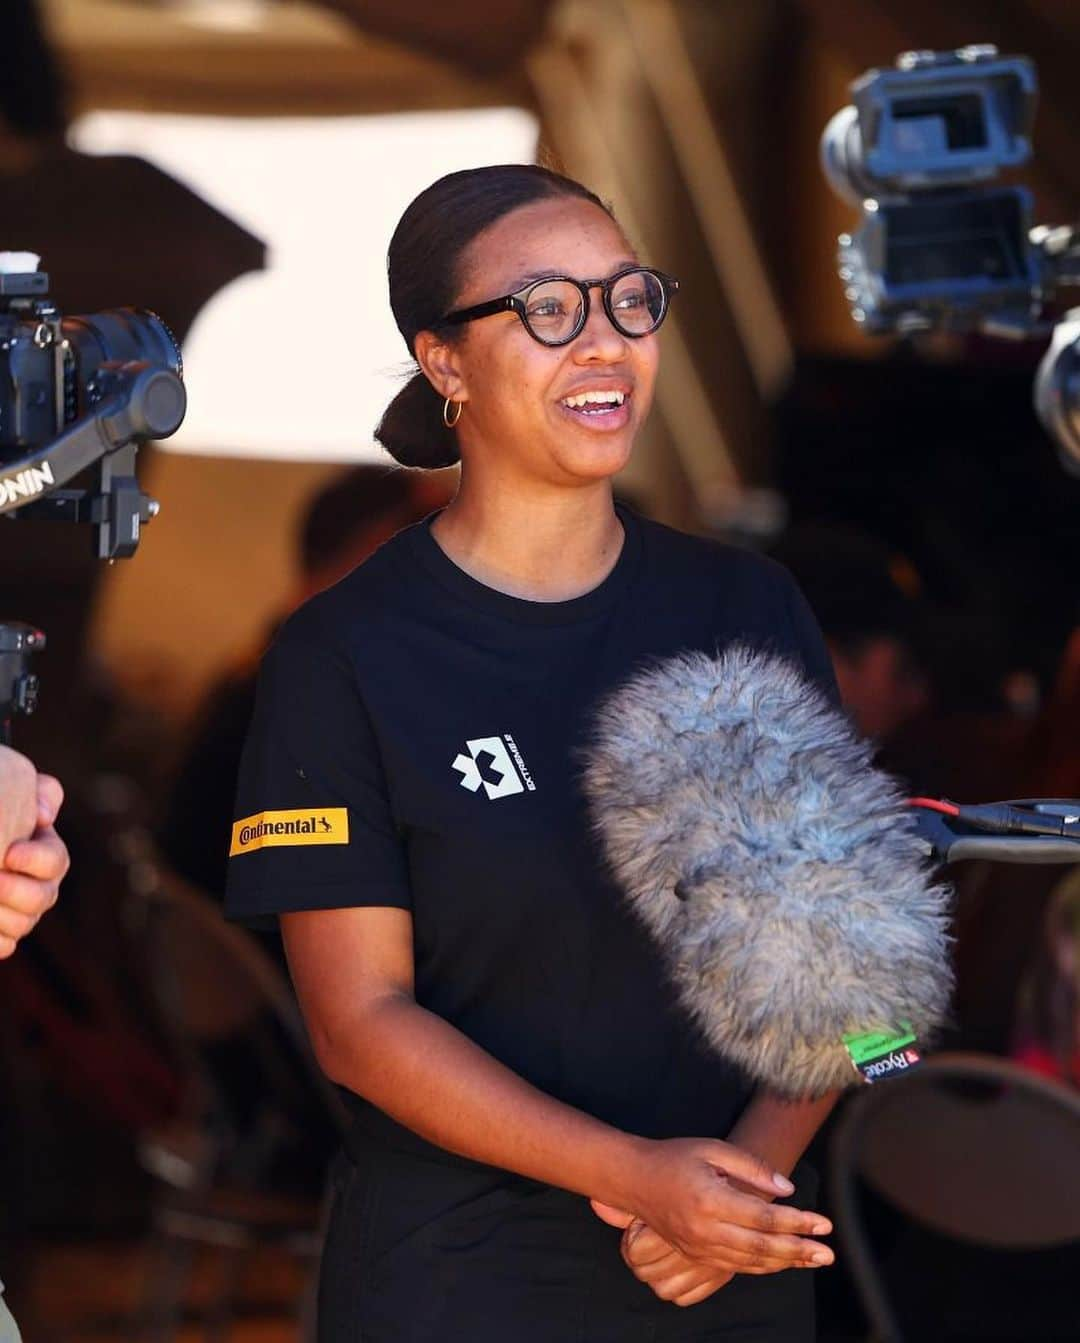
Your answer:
[624,1219,735,1306]
[598,1137,833,1278]
[627,1229,735,1306]
[597,1205,735,1306]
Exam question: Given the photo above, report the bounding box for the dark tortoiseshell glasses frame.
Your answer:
[441,266,679,347]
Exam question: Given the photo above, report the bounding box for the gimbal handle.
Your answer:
[0,623,45,747]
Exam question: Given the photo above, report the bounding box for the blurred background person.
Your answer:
[157,464,453,907]
[770,525,931,746]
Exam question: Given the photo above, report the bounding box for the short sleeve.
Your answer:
[224,608,411,922]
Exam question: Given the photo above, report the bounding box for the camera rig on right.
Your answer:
[820,44,1080,474]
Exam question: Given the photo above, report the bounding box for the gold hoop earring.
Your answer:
[443,397,463,429]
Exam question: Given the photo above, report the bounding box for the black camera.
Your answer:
[0,252,186,556]
[820,46,1042,334]
[821,47,1080,473]
[0,252,187,741]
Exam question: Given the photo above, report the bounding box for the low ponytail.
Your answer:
[379,164,613,469]
[375,368,460,469]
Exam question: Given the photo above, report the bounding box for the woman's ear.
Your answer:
[415,330,467,405]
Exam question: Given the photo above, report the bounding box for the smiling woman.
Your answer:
[373,165,638,472]
[225,164,841,1342]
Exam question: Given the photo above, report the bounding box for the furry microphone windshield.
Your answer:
[582,645,952,1100]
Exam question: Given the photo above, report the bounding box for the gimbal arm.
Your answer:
[0,361,186,559]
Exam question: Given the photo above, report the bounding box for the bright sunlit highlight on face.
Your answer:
[70,108,539,460]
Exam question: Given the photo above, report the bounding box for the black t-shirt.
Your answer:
[225,507,837,1156]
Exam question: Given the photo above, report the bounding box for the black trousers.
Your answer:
[317,1142,815,1343]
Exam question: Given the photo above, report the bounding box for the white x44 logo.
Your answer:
[452,735,536,800]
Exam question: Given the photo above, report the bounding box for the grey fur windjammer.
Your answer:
[582,645,953,1099]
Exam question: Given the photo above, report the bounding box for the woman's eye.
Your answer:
[615,290,647,310]
[528,300,565,318]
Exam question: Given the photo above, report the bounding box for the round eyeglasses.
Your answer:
[441,266,679,347]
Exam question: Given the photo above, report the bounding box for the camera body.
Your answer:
[0,257,183,457]
[0,267,66,452]
[0,253,186,557]
[821,47,1080,471]
[835,187,1040,335]
[0,255,187,736]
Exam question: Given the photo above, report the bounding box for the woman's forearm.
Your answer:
[727,1089,841,1182]
[285,907,827,1278]
[314,989,648,1208]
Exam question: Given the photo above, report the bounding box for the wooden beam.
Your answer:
[42,0,533,117]
[620,0,793,398]
[320,0,556,73]
[528,31,742,515]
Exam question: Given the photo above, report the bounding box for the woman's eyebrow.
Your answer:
[508,260,640,289]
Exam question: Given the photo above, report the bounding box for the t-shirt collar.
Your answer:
[401,503,642,625]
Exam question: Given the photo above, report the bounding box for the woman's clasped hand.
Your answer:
[591,1137,833,1306]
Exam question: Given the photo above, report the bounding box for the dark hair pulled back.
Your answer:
[376,164,612,469]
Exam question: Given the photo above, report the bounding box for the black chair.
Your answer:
[118,835,348,1342]
[829,1053,1080,1343]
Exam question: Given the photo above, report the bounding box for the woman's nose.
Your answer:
[572,300,629,361]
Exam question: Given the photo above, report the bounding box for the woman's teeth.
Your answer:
[561,390,626,412]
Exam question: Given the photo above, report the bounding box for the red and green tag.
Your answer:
[843,1025,922,1083]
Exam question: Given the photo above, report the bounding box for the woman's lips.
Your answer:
[557,390,632,431]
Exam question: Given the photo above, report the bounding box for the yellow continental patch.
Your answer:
[230,807,349,857]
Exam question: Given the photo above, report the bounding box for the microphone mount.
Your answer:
[909,797,1080,864]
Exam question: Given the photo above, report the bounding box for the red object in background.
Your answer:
[1,947,180,1132]
[1011,1038,1080,1091]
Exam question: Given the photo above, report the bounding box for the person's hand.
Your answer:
[0,771,68,958]
[594,1138,833,1279]
[0,745,39,856]
[596,1204,735,1306]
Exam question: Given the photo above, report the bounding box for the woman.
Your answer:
[226,164,841,1341]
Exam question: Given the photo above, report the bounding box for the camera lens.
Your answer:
[64,309,183,388]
